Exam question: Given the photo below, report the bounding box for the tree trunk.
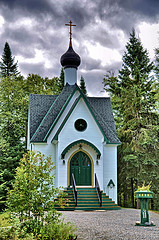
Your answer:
[131,178,134,208]
[124,191,127,207]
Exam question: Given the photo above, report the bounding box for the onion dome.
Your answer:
[60,45,81,69]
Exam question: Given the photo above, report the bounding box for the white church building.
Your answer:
[27,22,121,208]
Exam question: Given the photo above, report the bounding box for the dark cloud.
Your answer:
[20,62,60,79]
[118,0,159,18]
[78,60,122,96]
[81,56,102,71]
[0,0,158,95]
[0,0,52,14]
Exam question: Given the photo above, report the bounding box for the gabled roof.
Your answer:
[29,84,121,144]
[29,94,58,140]
[30,83,78,142]
[87,97,120,144]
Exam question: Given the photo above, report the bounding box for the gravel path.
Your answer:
[61,209,159,240]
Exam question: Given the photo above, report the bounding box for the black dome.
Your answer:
[60,46,81,69]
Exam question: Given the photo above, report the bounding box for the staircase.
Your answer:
[54,187,120,211]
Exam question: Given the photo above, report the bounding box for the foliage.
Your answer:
[0,42,19,77]
[154,48,159,109]
[136,182,151,192]
[7,151,56,219]
[103,29,159,210]
[0,214,76,240]
[24,74,62,96]
[5,151,76,240]
[0,212,10,227]
[0,73,64,211]
[59,68,65,92]
[79,76,87,95]
[0,75,26,211]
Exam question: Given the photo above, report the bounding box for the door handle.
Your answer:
[79,167,80,174]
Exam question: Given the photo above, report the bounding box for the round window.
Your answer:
[74,119,87,132]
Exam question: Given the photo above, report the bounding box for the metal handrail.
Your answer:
[95,173,102,207]
[72,173,77,207]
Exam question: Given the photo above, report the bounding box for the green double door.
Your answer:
[70,151,92,186]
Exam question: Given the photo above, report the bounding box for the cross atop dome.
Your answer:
[60,20,81,85]
[65,20,76,47]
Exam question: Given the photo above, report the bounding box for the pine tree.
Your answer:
[154,47,159,109]
[59,68,65,91]
[0,42,19,77]
[0,72,65,210]
[0,75,25,210]
[103,29,159,209]
[80,76,87,95]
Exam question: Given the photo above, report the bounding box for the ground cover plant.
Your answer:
[0,151,76,240]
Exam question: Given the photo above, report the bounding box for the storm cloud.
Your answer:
[0,0,158,96]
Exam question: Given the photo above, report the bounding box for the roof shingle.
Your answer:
[29,84,121,144]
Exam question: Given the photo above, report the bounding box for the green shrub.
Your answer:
[39,212,76,240]
[4,151,76,239]
[0,212,10,227]
[0,212,76,240]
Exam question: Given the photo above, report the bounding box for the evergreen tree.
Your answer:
[0,42,19,77]
[103,29,159,210]
[0,75,26,211]
[59,68,65,91]
[154,47,159,109]
[0,73,63,211]
[80,76,87,95]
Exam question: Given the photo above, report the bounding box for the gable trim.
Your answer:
[52,91,110,143]
[81,94,110,143]
[43,87,78,141]
[61,139,101,158]
[31,84,119,144]
[30,84,79,143]
[53,95,81,141]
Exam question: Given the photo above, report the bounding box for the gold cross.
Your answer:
[65,20,76,47]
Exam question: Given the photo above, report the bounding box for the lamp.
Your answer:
[79,144,82,149]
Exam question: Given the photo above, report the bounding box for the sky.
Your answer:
[0,0,158,97]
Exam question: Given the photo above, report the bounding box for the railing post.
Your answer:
[72,173,77,207]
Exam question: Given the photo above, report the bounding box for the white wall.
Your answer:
[64,68,77,85]
[103,144,118,203]
[31,143,58,188]
[29,94,118,203]
[57,98,104,188]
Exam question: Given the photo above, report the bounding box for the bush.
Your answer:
[39,211,76,240]
[0,211,76,240]
[4,151,76,239]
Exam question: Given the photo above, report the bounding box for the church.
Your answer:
[27,21,121,210]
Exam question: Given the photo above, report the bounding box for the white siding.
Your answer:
[103,144,118,203]
[31,143,58,188]
[29,94,118,202]
[64,68,77,85]
[57,98,104,188]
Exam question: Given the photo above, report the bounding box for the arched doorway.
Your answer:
[70,151,92,186]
